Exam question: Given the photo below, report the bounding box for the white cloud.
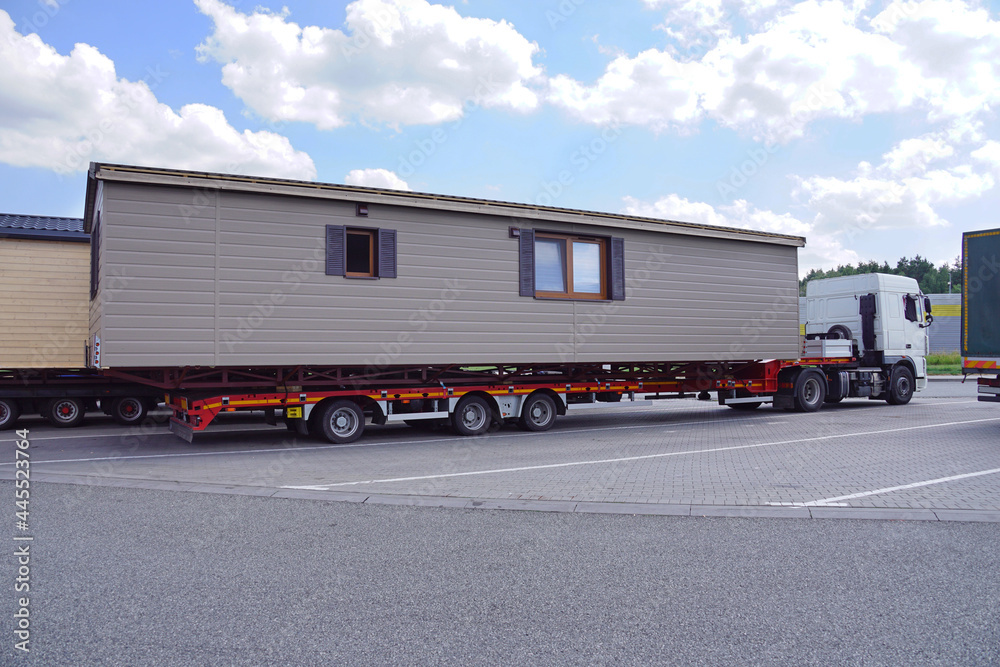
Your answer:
[344,168,411,190]
[793,128,997,233]
[0,11,316,179]
[194,0,543,129]
[621,193,856,274]
[971,140,1000,171]
[549,0,1000,142]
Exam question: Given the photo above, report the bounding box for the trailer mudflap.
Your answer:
[169,418,195,443]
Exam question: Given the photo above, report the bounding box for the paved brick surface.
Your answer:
[3,379,998,520]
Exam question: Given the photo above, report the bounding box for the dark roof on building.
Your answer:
[0,214,89,242]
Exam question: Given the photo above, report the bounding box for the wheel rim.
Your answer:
[0,402,9,425]
[53,400,80,423]
[330,408,359,438]
[461,404,488,431]
[802,378,821,405]
[117,398,142,422]
[528,400,552,427]
[896,375,912,397]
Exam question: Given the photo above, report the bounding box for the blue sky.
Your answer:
[2,0,999,274]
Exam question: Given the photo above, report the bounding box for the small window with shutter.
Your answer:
[326,225,397,279]
[518,230,625,301]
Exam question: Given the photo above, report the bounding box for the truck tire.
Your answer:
[452,395,492,436]
[317,399,365,444]
[886,366,915,405]
[111,397,148,426]
[519,393,557,431]
[46,397,86,428]
[794,370,826,412]
[827,325,852,340]
[0,399,20,431]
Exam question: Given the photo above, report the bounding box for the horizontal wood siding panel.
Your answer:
[2,239,89,368]
[92,183,800,367]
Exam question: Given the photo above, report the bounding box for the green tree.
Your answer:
[799,256,963,295]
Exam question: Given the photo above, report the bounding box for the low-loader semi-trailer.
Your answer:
[0,164,932,439]
[162,271,932,443]
[961,227,1000,403]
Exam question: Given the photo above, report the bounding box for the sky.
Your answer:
[2,0,999,275]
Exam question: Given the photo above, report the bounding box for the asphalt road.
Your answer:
[1,378,998,664]
[2,481,998,666]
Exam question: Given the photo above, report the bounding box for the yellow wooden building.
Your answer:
[1,214,90,369]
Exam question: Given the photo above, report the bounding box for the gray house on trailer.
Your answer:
[84,163,805,370]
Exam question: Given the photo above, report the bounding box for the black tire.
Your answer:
[886,366,915,405]
[794,370,826,412]
[519,393,557,431]
[317,399,365,444]
[827,325,852,340]
[452,395,492,436]
[111,396,148,425]
[46,397,86,428]
[0,398,20,431]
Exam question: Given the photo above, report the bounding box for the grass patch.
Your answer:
[927,351,961,375]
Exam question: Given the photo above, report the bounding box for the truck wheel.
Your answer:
[111,397,148,425]
[317,400,365,444]
[46,397,86,428]
[452,395,491,436]
[886,366,915,405]
[794,370,826,412]
[519,393,557,431]
[0,399,20,431]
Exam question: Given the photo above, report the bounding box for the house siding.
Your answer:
[91,178,801,368]
[2,238,90,368]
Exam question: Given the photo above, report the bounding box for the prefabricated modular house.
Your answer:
[1,214,90,369]
[84,163,805,369]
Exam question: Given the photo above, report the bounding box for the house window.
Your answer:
[535,234,607,299]
[346,229,375,277]
[326,225,397,279]
[519,229,625,301]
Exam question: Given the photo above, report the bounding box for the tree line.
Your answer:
[799,256,962,296]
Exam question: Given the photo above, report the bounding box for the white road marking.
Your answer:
[782,467,1000,507]
[282,417,1000,490]
[0,418,733,466]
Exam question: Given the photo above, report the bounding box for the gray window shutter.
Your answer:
[378,228,397,278]
[610,237,625,301]
[326,225,345,276]
[519,229,535,297]
[90,213,101,299]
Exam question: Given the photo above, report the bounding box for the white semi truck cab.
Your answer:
[802,273,932,402]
